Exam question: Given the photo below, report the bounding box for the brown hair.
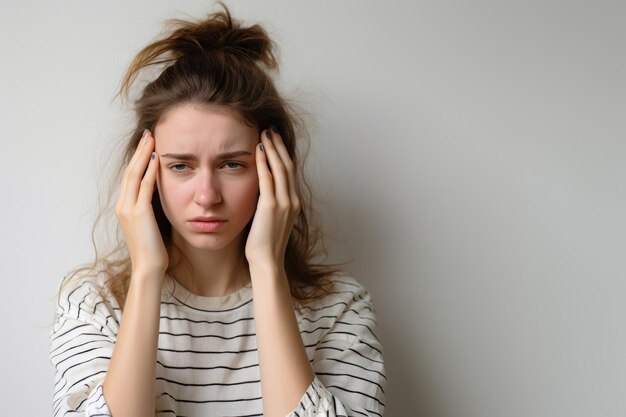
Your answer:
[66,3,340,308]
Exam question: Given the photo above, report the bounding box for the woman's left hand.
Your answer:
[245,128,301,270]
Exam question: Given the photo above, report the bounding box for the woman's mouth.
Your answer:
[187,219,227,232]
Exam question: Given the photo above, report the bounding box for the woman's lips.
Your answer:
[188,220,227,232]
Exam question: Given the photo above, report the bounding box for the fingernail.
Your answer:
[151,152,155,160]
[265,130,272,140]
[259,143,265,152]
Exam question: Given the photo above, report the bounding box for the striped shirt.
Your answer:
[50,272,386,417]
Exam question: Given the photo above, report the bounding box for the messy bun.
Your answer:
[78,2,338,309]
[118,4,276,100]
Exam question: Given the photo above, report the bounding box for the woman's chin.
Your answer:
[174,230,242,253]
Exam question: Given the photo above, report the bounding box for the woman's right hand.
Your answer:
[115,129,169,280]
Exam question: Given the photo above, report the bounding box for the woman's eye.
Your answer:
[170,163,189,172]
[223,162,243,170]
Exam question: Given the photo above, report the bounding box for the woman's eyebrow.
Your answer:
[216,150,254,159]
[161,153,197,161]
[161,150,253,161]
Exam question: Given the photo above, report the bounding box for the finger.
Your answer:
[266,129,300,210]
[261,130,290,206]
[119,129,149,203]
[137,151,159,205]
[255,141,275,201]
[123,130,154,205]
[128,129,151,170]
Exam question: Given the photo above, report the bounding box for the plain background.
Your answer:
[1,1,625,416]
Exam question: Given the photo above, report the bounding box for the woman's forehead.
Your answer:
[155,104,258,152]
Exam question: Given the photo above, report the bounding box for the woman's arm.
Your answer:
[246,130,386,417]
[245,129,314,417]
[250,264,315,417]
[102,273,163,417]
[103,129,168,417]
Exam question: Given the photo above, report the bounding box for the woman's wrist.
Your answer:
[130,268,166,290]
[248,261,283,281]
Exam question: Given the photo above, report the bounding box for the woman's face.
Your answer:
[154,104,260,252]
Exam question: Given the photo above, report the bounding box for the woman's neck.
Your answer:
[167,233,250,297]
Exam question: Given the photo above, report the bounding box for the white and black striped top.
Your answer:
[50,272,386,417]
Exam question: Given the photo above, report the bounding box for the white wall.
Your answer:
[1,1,625,416]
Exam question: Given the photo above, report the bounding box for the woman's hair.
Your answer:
[66,3,340,308]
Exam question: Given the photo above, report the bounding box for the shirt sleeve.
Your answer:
[50,275,118,417]
[289,279,387,417]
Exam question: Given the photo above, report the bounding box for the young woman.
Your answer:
[50,5,386,417]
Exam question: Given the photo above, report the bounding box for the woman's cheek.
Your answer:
[240,175,260,215]
[157,176,186,217]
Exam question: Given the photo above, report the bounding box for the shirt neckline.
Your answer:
[164,273,253,312]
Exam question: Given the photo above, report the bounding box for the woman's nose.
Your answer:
[194,172,222,207]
